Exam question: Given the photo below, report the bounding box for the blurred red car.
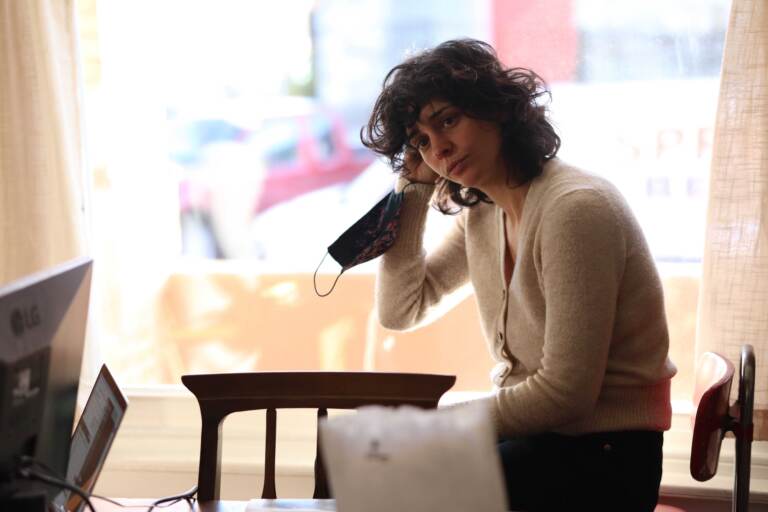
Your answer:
[170,97,374,257]
[172,98,373,215]
[254,107,373,213]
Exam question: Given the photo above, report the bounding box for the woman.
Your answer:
[362,39,676,511]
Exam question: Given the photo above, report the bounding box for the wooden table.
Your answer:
[95,498,336,511]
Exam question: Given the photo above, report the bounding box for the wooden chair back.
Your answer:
[181,371,456,501]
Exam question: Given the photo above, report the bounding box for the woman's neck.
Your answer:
[482,179,531,226]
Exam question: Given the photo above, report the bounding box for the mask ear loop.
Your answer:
[313,251,345,297]
[315,184,411,297]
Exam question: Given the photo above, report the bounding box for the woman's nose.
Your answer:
[432,136,453,159]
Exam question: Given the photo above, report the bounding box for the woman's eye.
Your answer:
[415,136,429,149]
[442,115,457,127]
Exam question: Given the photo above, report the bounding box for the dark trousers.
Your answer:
[497,430,663,512]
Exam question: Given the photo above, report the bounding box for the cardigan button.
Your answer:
[497,331,504,342]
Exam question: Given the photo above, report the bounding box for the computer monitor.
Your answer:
[0,256,93,502]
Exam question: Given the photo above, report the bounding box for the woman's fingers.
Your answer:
[404,150,438,184]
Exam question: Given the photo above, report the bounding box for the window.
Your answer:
[309,115,336,161]
[79,0,729,402]
[647,177,672,197]
[261,118,302,168]
[75,0,746,500]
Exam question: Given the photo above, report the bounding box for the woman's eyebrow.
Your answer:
[407,105,452,141]
[427,105,451,121]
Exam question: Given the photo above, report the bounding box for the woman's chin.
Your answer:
[449,172,475,188]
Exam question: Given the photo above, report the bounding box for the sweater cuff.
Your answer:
[392,177,435,250]
[395,175,435,194]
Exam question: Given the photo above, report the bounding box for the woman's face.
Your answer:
[407,99,506,189]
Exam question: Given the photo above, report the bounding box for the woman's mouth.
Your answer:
[447,156,468,177]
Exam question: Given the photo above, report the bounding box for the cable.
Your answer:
[18,455,58,478]
[16,456,102,510]
[16,456,197,512]
[146,485,197,512]
[15,466,96,512]
[89,493,149,508]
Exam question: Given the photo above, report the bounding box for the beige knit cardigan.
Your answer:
[376,158,677,437]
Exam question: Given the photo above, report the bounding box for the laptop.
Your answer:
[52,364,128,512]
[318,402,507,512]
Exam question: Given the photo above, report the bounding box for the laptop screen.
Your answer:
[53,364,127,512]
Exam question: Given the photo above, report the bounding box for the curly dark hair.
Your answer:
[361,38,560,213]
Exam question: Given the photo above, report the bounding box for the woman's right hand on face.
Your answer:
[404,150,439,184]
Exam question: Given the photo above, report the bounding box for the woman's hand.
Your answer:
[404,149,439,184]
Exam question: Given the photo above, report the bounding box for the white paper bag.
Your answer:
[319,402,507,512]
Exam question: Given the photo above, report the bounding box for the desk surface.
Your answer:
[96,498,335,511]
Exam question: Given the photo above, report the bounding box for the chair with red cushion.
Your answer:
[656,344,755,512]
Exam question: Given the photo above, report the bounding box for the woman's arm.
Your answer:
[375,177,470,330]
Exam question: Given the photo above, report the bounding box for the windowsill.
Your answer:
[96,388,768,503]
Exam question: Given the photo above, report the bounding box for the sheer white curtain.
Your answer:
[0,1,97,391]
[696,0,768,437]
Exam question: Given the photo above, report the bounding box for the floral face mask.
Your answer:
[314,188,405,296]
